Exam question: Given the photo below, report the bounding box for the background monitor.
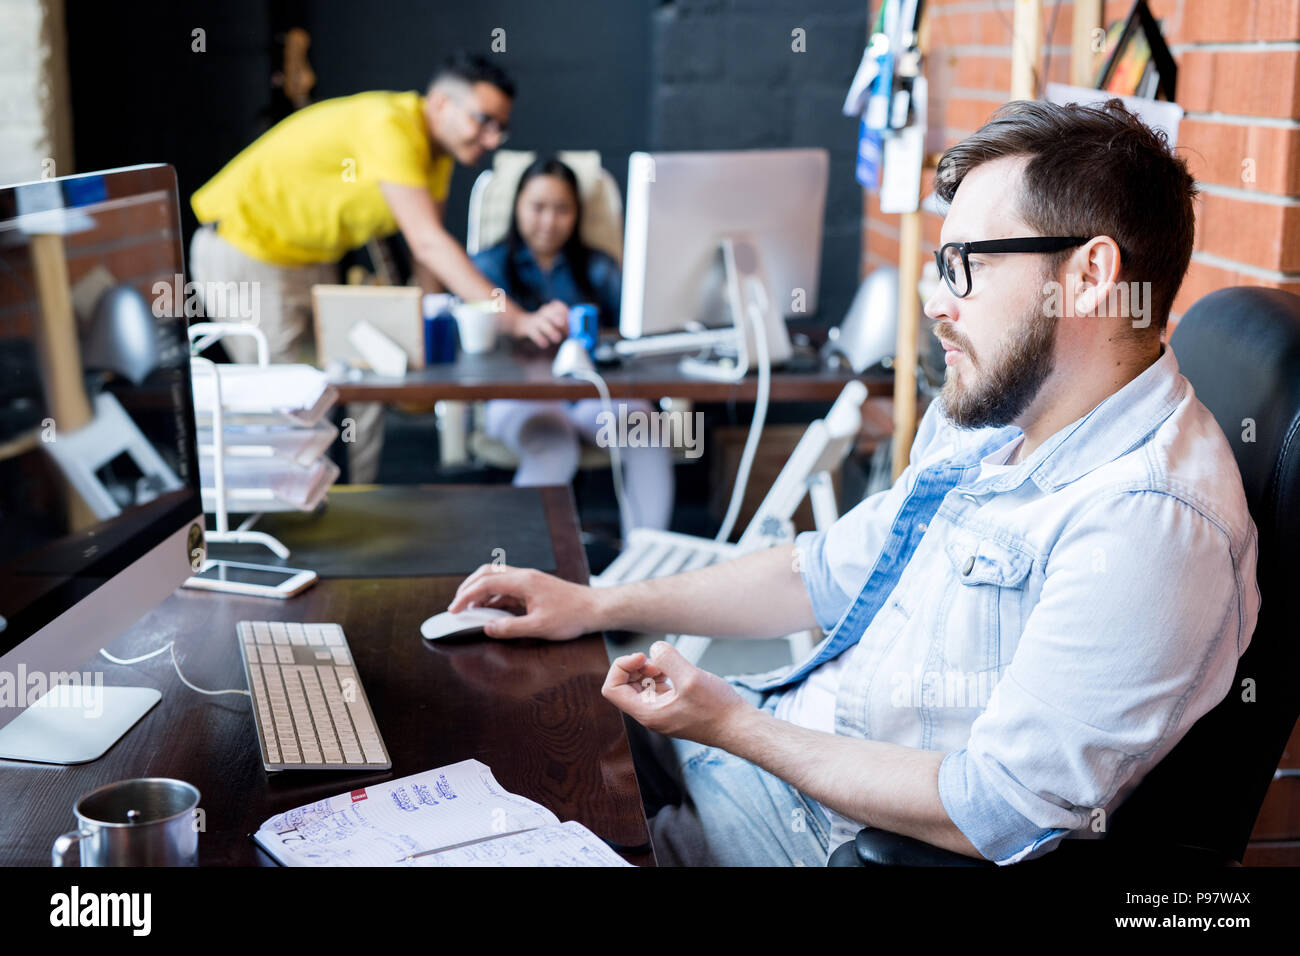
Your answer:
[0,165,203,760]
[619,148,829,341]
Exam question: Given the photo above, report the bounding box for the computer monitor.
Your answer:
[618,149,829,375]
[0,165,204,763]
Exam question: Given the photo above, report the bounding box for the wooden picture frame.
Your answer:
[1097,0,1178,101]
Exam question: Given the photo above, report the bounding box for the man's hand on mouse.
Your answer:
[448,564,597,641]
[602,642,754,747]
[450,567,756,745]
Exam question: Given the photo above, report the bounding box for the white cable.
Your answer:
[100,644,250,697]
[714,286,771,543]
[661,293,770,659]
[569,366,638,534]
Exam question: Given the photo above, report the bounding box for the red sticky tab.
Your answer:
[350,789,368,803]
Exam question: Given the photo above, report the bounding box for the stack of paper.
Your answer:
[199,455,339,513]
[191,363,342,513]
[191,364,338,426]
[197,421,338,467]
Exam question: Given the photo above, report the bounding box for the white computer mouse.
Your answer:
[420,607,515,641]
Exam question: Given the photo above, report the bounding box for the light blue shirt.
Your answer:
[734,343,1261,863]
[472,241,622,329]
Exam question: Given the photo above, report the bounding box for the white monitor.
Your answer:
[619,148,829,343]
[0,165,205,763]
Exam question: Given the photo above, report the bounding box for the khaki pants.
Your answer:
[189,225,385,483]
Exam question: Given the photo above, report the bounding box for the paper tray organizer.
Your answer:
[188,323,341,557]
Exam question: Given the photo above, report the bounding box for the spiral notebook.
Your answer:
[251,759,633,867]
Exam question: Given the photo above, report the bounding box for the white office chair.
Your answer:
[440,150,628,471]
[594,380,870,665]
[466,149,624,263]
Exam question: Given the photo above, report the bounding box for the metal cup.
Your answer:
[52,778,201,867]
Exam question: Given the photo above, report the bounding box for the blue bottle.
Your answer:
[568,303,598,354]
[423,294,459,364]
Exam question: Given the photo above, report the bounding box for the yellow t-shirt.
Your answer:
[191,91,453,266]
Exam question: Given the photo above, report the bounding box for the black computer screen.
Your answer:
[0,165,201,655]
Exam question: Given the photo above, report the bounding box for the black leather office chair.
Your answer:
[829,286,1300,867]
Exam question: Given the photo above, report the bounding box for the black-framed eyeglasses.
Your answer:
[460,101,510,145]
[934,237,1091,298]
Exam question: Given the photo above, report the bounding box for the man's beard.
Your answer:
[937,287,1058,430]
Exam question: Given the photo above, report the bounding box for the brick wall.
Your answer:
[863,0,1300,333]
[0,190,181,342]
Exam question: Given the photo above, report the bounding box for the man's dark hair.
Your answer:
[935,98,1197,337]
[431,52,515,99]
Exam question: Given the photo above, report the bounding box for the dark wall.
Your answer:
[66,0,274,241]
[300,0,655,250]
[650,0,867,325]
[65,0,862,323]
[66,0,654,251]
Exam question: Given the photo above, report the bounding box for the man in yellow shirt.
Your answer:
[189,53,569,481]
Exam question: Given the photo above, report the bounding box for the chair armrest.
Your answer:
[829,828,993,867]
[828,827,1237,868]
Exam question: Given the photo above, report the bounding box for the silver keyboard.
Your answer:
[237,620,391,772]
[610,327,739,358]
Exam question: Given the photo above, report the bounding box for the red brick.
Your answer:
[65,240,176,287]
[1182,0,1300,43]
[1179,0,1249,43]
[1046,4,1079,47]
[945,10,991,47]
[1171,258,1234,317]
[952,54,1013,92]
[1179,49,1300,119]
[923,211,944,248]
[944,96,1006,133]
[1256,0,1300,41]
[1196,191,1300,272]
[1106,0,1185,39]
[865,0,1297,335]
[1171,257,1300,318]
[1179,119,1300,195]
[1044,50,1074,87]
[863,250,897,277]
[865,228,900,267]
[931,10,1012,47]
[866,191,902,229]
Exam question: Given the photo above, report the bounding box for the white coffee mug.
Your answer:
[453,304,499,354]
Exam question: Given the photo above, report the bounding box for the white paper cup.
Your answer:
[454,305,499,354]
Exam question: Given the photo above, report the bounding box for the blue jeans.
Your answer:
[624,683,833,866]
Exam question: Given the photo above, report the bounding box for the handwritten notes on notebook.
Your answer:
[251,759,633,867]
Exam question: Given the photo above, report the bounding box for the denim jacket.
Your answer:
[735,343,1261,863]
[472,241,622,329]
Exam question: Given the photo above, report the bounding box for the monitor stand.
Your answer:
[678,234,793,383]
[0,684,161,764]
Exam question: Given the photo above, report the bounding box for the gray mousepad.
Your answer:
[208,486,555,578]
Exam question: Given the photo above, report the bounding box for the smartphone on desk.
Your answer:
[184,560,317,599]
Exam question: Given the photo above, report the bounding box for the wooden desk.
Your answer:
[333,346,892,404]
[0,486,655,867]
